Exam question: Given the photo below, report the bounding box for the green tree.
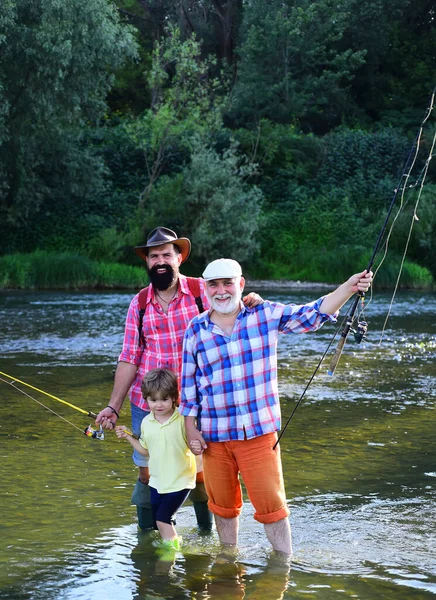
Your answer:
[115,0,244,62]
[0,0,15,172]
[0,0,137,253]
[110,0,243,113]
[315,127,411,214]
[183,139,263,263]
[108,25,225,212]
[342,0,436,125]
[145,138,263,265]
[230,0,366,131]
[89,24,233,261]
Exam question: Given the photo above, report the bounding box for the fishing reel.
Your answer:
[84,424,105,440]
[353,320,368,344]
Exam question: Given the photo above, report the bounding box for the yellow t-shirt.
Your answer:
[139,409,196,494]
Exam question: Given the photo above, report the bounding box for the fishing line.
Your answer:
[0,371,104,439]
[325,86,436,371]
[274,87,436,448]
[0,371,97,417]
[366,89,435,299]
[272,312,349,448]
[273,302,361,449]
[361,138,434,322]
[0,376,85,434]
[379,127,436,343]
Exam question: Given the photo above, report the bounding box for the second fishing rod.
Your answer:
[327,85,435,377]
[274,86,436,449]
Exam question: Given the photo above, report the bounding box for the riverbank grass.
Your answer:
[0,249,433,290]
[251,247,433,289]
[0,251,146,289]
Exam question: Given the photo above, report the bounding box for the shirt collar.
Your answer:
[147,284,155,305]
[148,409,179,424]
[178,274,191,295]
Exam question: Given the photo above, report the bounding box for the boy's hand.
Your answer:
[115,425,130,439]
[190,439,204,455]
[187,429,207,454]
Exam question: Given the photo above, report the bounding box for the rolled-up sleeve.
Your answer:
[179,327,200,417]
[118,295,143,366]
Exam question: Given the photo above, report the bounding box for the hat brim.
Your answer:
[134,238,191,264]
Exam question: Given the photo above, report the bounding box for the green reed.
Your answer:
[0,249,433,290]
[0,251,146,289]
[251,246,433,289]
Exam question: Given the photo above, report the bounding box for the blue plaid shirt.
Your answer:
[180,298,337,442]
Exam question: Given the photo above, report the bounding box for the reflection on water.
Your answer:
[0,289,435,599]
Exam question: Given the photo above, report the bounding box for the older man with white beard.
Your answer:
[180,258,373,555]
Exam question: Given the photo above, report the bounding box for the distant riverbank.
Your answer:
[245,279,334,290]
[0,251,434,290]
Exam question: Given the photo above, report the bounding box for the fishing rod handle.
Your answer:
[327,315,354,376]
[327,335,348,376]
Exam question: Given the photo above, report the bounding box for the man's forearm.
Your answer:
[320,271,373,315]
[185,415,207,451]
[319,282,353,315]
[185,416,198,434]
[109,361,138,413]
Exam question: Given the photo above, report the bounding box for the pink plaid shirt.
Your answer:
[118,275,210,410]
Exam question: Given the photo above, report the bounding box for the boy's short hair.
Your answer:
[141,368,179,404]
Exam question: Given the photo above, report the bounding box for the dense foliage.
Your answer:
[0,0,435,287]
[0,0,137,253]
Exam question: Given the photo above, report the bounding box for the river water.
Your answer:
[0,288,435,600]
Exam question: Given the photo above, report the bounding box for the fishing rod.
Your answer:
[328,85,435,376]
[274,86,436,449]
[0,370,104,439]
[0,371,98,417]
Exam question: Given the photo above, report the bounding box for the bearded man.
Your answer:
[96,228,261,532]
[180,258,373,555]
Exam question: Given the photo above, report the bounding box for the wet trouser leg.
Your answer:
[131,405,154,531]
[131,468,155,531]
[189,479,213,531]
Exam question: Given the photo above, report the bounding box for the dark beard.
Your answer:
[147,264,177,291]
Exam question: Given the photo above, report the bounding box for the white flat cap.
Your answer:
[202,258,242,281]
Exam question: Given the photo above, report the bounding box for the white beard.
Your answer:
[208,292,241,315]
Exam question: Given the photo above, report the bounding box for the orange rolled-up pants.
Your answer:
[202,432,290,524]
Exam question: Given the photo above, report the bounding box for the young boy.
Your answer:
[115,368,197,549]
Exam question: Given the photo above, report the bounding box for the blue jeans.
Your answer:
[131,403,150,467]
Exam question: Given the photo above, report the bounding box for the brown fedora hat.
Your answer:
[134,227,191,263]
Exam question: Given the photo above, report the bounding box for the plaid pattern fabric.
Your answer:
[180,299,337,442]
[118,275,209,410]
